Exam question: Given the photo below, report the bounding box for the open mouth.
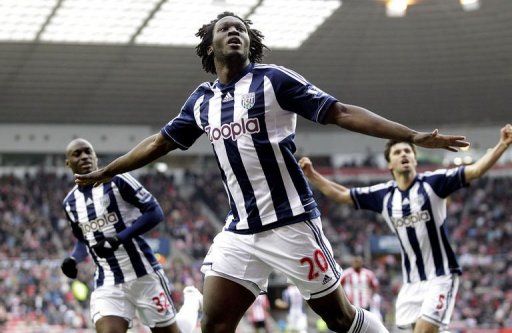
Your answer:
[227,37,241,46]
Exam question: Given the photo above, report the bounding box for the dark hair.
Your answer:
[384,140,417,162]
[195,11,269,74]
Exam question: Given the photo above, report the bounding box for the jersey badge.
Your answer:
[241,92,255,109]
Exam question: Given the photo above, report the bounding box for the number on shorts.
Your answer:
[436,294,446,310]
[152,292,169,313]
[300,249,329,280]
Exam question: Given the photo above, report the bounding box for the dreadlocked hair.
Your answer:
[195,11,269,74]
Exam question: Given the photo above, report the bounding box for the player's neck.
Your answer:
[395,170,417,191]
[215,58,250,85]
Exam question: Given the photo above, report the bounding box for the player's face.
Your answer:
[352,257,363,270]
[387,142,417,174]
[66,140,98,175]
[211,16,250,62]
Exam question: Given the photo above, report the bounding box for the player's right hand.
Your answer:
[61,257,78,279]
[298,157,314,178]
[500,124,512,147]
[75,168,112,187]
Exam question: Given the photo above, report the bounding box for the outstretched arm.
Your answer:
[464,124,512,182]
[323,103,469,151]
[75,133,178,186]
[299,157,354,205]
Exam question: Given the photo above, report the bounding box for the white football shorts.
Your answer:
[395,274,459,329]
[201,217,342,300]
[90,269,177,328]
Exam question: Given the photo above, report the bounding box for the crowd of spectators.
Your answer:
[1,169,511,331]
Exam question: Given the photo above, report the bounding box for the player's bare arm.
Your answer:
[464,124,512,182]
[299,157,354,205]
[323,102,469,151]
[75,133,178,186]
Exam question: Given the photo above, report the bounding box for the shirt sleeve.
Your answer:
[63,202,86,243]
[71,240,89,263]
[113,174,159,213]
[422,166,468,198]
[268,65,338,124]
[350,182,391,213]
[160,85,205,150]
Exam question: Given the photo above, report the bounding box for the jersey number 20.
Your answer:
[300,249,329,280]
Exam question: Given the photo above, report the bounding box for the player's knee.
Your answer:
[321,312,353,332]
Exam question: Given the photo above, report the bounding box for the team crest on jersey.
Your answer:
[101,195,110,208]
[414,194,426,207]
[241,92,255,109]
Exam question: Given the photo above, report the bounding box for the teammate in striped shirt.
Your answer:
[300,124,512,333]
[75,12,469,333]
[275,284,308,333]
[61,138,201,333]
[340,257,379,311]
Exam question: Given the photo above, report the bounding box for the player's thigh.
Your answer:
[90,285,135,328]
[150,323,180,333]
[201,230,274,295]
[95,315,129,333]
[259,218,342,300]
[413,318,439,333]
[419,274,459,329]
[307,284,354,328]
[202,274,256,332]
[395,281,425,328]
[130,270,178,329]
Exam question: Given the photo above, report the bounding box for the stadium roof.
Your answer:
[0,0,510,129]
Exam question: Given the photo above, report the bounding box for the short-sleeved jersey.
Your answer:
[63,173,161,288]
[340,267,378,309]
[350,167,468,283]
[161,63,338,234]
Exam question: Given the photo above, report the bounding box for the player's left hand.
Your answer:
[61,257,78,279]
[500,124,512,147]
[412,129,470,152]
[92,236,121,258]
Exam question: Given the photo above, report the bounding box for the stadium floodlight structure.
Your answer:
[460,0,480,11]
[385,0,411,17]
[383,0,481,17]
[0,0,342,49]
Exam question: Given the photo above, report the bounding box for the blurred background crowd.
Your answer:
[0,162,511,332]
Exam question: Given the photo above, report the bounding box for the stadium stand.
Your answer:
[1,165,511,332]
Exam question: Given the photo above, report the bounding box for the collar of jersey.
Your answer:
[214,63,254,90]
[396,174,418,194]
[77,184,95,192]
